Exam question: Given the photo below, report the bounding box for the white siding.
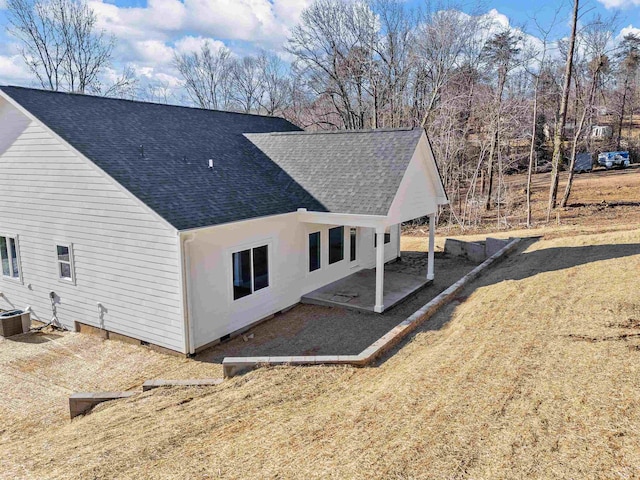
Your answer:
[387,134,445,224]
[186,214,398,348]
[0,98,185,352]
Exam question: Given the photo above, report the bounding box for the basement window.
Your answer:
[328,226,344,264]
[56,244,75,283]
[232,245,269,300]
[0,235,21,280]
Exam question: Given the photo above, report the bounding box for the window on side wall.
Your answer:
[232,245,269,300]
[350,227,357,262]
[309,232,321,272]
[56,244,75,283]
[374,232,391,248]
[329,226,344,264]
[0,235,20,280]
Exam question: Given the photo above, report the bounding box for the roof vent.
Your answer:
[208,159,214,169]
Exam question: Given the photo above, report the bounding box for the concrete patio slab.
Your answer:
[301,267,432,313]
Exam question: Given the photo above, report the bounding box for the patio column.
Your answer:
[374,230,385,313]
[427,213,435,281]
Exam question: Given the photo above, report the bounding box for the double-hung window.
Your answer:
[0,235,20,280]
[232,245,269,300]
[56,244,75,283]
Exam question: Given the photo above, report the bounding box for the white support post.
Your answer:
[374,230,385,313]
[427,213,435,281]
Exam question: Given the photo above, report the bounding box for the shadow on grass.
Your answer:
[377,239,640,367]
[194,238,639,367]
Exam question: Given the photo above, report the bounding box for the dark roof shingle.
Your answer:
[1,87,424,229]
[1,86,324,230]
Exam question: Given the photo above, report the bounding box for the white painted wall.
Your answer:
[185,214,398,349]
[387,134,448,224]
[0,97,185,352]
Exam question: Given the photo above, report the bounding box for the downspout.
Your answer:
[180,232,197,355]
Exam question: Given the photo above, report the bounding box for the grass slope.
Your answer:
[3,228,639,479]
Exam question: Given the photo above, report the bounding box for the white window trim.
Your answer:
[0,233,23,284]
[55,242,76,285]
[228,240,272,302]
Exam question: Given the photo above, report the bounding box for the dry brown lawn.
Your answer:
[437,164,640,235]
[1,226,639,479]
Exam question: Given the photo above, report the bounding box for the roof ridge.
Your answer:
[256,127,420,136]
[0,85,291,122]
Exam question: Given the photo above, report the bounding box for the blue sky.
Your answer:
[0,0,638,91]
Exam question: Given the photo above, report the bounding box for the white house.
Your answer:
[0,87,448,355]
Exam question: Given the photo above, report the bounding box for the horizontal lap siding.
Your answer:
[188,216,401,348]
[0,104,184,352]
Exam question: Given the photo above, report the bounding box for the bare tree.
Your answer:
[547,0,579,218]
[614,33,640,149]
[7,0,115,93]
[560,15,616,207]
[482,29,522,210]
[287,0,377,129]
[231,56,265,113]
[414,5,484,128]
[174,42,233,110]
[257,52,291,116]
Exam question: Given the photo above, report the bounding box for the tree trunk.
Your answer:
[547,0,579,220]
[560,68,599,208]
[526,80,540,227]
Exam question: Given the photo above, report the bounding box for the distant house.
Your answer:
[591,125,613,139]
[0,87,448,354]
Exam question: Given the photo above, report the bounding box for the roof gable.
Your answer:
[386,134,449,223]
[245,128,424,217]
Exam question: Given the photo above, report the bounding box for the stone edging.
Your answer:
[69,379,224,418]
[222,238,521,377]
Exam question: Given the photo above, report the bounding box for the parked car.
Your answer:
[597,151,630,169]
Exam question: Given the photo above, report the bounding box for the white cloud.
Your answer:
[619,24,640,39]
[174,36,226,55]
[131,39,175,65]
[0,0,7,10]
[597,0,640,8]
[0,54,33,85]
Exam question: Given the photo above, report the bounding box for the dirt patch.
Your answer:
[194,252,479,362]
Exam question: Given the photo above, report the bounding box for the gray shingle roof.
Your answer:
[1,86,425,230]
[245,128,424,216]
[1,86,325,230]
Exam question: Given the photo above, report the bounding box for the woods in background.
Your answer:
[7,0,640,229]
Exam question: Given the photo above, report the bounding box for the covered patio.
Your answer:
[298,208,438,313]
[301,266,432,313]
